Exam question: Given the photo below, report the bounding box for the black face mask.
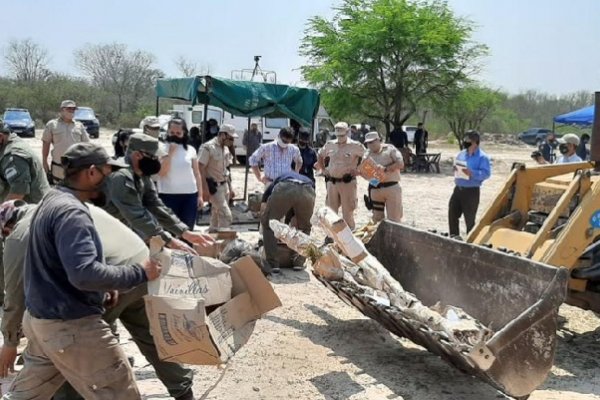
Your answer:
[462,141,472,149]
[559,144,569,154]
[298,141,308,148]
[139,156,162,176]
[166,135,188,145]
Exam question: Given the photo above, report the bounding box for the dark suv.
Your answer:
[517,128,555,146]
[74,107,100,138]
[2,108,35,137]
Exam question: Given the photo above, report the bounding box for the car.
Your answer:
[517,128,554,146]
[2,108,35,137]
[74,107,100,138]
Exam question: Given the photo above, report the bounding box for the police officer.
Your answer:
[363,132,404,223]
[104,133,213,253]
[140,116,162,139]
[42,100,90,182]
[198,124,237,232]
[317,122,364,230]
[261,171,316,274]
[0,123,49,306]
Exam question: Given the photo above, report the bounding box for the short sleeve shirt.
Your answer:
[197,138,232,182]
[157,143,198,194]
[42,118,90,161]
[318,138,365,177]
[365,144,404,182]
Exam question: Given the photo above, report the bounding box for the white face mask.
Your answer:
[277,137,289,148]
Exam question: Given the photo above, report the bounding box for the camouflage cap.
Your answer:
[141,116,161,128]
[219,123,239,138]
[364,132,381,143]
[60,100,77,108]
[128,133,167,157]
[61,142,127,169]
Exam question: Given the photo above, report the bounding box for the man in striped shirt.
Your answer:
[250,128,302,185]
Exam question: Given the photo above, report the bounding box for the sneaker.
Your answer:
[175,390,196,400]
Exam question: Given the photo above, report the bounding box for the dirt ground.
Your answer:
[6,130,600,399]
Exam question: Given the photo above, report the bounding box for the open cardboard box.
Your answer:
[144,256,281,365]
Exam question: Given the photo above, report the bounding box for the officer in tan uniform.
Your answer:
[317,121,364,229]
[198,124,237,232]
[42,100,90,182]
[362,132,404,223]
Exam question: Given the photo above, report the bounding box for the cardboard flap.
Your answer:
[190,256,231,278]
[230,256,282,315]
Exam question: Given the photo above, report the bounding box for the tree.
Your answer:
[437,85,501,147]
[3,38,51,82]
[74,43,162,115]
[174,55,211,77]
[301,0,487,139]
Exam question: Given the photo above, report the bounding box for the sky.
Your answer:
[1,0,599,95]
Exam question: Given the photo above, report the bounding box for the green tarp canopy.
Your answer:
[155,76,320,127]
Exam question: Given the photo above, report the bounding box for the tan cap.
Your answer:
[558,133,580,146]
[334,121,349,130]
[219,123,238,138]
[128,133,167,157]
[60,100,77,108]
[364,132,381,143]
[141,116,161,128]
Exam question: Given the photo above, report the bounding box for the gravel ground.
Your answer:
[4,130,600,399]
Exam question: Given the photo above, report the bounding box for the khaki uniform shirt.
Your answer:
[365,144,404,182]
[42,117,90,169]
[0,134,50,202]
[318,138,364,177]
[198,137,232,182]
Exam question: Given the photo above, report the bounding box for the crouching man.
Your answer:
[261,171,315,274]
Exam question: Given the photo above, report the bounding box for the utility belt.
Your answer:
[364,181,399,211]
[325,174,355,184]
[206,177,228,195]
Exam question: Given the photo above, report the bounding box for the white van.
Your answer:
[170,104,224,130]
[403,125,418,143]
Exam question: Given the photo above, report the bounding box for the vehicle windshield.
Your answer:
[74,108,96,120]
[265,118,288,129]
[3,110,31,121]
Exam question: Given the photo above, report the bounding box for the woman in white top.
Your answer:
[157,118,203,229]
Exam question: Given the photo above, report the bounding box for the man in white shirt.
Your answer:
[555,133,584,164]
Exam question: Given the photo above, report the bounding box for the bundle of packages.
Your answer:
[358,157,386,185]
[145,238,281,365]
[271,209,491,347]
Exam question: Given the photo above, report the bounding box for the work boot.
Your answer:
[175,389,195,400]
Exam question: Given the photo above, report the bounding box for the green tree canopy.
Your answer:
[301,0,487,138]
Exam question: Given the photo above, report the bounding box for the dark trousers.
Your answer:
[448,186,480,237]
[53,285,194,399]
[261,182,316,271]
[159,192,199,230]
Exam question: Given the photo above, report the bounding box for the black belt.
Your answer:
[325,175,356,184]
[455,186,480,191]
[51,161,62,166]
[370,181,399,189]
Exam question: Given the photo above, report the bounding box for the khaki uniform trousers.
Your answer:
[5,311,140,400]
[325,180,358,230]
[209,183,232,231]
[370,183,403,223]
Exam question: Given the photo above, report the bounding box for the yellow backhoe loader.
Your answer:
[313,94,600,399]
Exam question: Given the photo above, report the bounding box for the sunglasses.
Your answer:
[140,151,158,160]
[64,107,77,112]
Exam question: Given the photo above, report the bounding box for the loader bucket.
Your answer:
[316,220,568,398]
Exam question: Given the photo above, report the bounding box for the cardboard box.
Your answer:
[194,240,227,258]
[212,230,238,240]
[148,249,232,307]
[144,256,281,365]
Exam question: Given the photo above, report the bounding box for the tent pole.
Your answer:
[243,117,251,200]
[155,97,159,117]
[592,92,600,171]
[202,103,208,143]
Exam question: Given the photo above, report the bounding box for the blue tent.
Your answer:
[554,105,594,126]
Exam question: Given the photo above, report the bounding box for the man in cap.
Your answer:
[242,122,263,160]
[449,131,491,237]
[317,122,365,230]
[42,100,90,182]
[141,116,162,139]
[5,142,162,399]
[555,133,584,164]
[0,123,49,305]
[104,133,213,252]
[362,132,404,223]
[250,127,302,185]
[295,129,318,183]
[539,131,558,163]
[198,124,238,231]
[0,199,196,400]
